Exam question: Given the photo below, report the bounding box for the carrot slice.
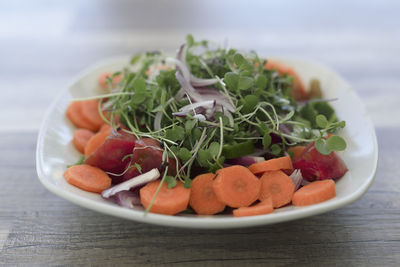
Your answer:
[73,129,94,153]
[292,179,336,206]
[64,164,111,193]
[189,173,226,215]
[99,72,122,89]
[288,146,306,161]
[213,165,261,208]
[259,170,295,208]
[140,180,191,215]
[248,156,293,175]
[99,123,112,133]
[265,60,307,100]
[233,197,274,217]
[66,102,98,131]
[81,100,104,131]
[84,127,111,157]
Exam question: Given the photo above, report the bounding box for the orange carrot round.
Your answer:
[213,165,261,208]
[189,173,226,215]
[292,179,336,206]
[140,180,191,215]
[73,129,94,153]
[233,197,274,217]
[81,100,104,131]
[265,60,307,100]
[259,170,295,208]
[66,102,98,131]
[288,146,306,161]
[84,127,111,157]
[248,156,293,175]
[99,72,122,89]
[64,164,111,193]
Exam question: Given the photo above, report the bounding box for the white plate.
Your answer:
[36,56,378,229]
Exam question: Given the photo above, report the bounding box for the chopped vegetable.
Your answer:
[189,173,226,215]
[140,180,191,215]
[72,129,94,153]
[259,170,295,208]
[292,179,336,206]
[84,126,111,157]
[293,143,348,181]
[64,164,111,193]
[233,197,274,217]
[66,102,98,131]
[213,165,261,208]
[81,100,104,131]
[248,156,293,175]
[102,168,160,198]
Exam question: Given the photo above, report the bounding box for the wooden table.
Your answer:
[1,0,399,265]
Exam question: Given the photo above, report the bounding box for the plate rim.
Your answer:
[36,56,378,229]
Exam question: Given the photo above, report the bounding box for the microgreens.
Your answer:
[91,35,347,188]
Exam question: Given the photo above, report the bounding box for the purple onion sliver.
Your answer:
[115,190,141,209]
[290,169,303,191]
[101,168,160,198]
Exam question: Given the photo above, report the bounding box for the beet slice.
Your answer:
[123,138,176,182]
[293,143,348,182]
[84,131,137,184]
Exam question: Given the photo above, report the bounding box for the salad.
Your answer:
[64,35,348,217]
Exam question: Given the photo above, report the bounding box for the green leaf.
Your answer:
[165,176,177,189]
[255,74,267,90]
[241,95,259,114]
[192,128,202,141]
[186,34,194,47]
[198,149,212,167]
[222,140,254,159]
[183,176,192,189]
[233,53,246,67]
[164,126,185,142]
[185,119,197,134]
[270,144,281,155]
[224,72,239,91]
[208,142,220,158]
[262,133,272,149]
[238,76,254,90]
[177,147,192,161]
[133,78,146,93]
[316,114,329,128]
[326,135,347,151]
[315,138,331,155]
[130,53,141,65]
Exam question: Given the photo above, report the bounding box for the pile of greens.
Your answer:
[98,35,346,187]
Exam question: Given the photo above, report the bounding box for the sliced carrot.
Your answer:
[213,165,261,208]
[99,123,112,133]
[292,179,336,206]
[99,72,122,89]
[84,127,111,157]
[288,146,306,161]
[66,102,98,131]
[265,60,307,100]
[233,197,274,217]
[189,173,226,215]
[73,129,94,153]
[81,100,104,131]
[64,164,111,193]
[140,180,191,215]
[259,170,295,208]
[248,156,293,175]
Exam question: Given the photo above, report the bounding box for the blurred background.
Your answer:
[0,0,399,131]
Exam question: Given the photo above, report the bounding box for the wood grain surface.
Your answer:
[1,0,399,266]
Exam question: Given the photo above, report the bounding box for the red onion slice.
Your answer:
[101,168,160,198]
[114,190,141,208]
[290,169,303,191]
